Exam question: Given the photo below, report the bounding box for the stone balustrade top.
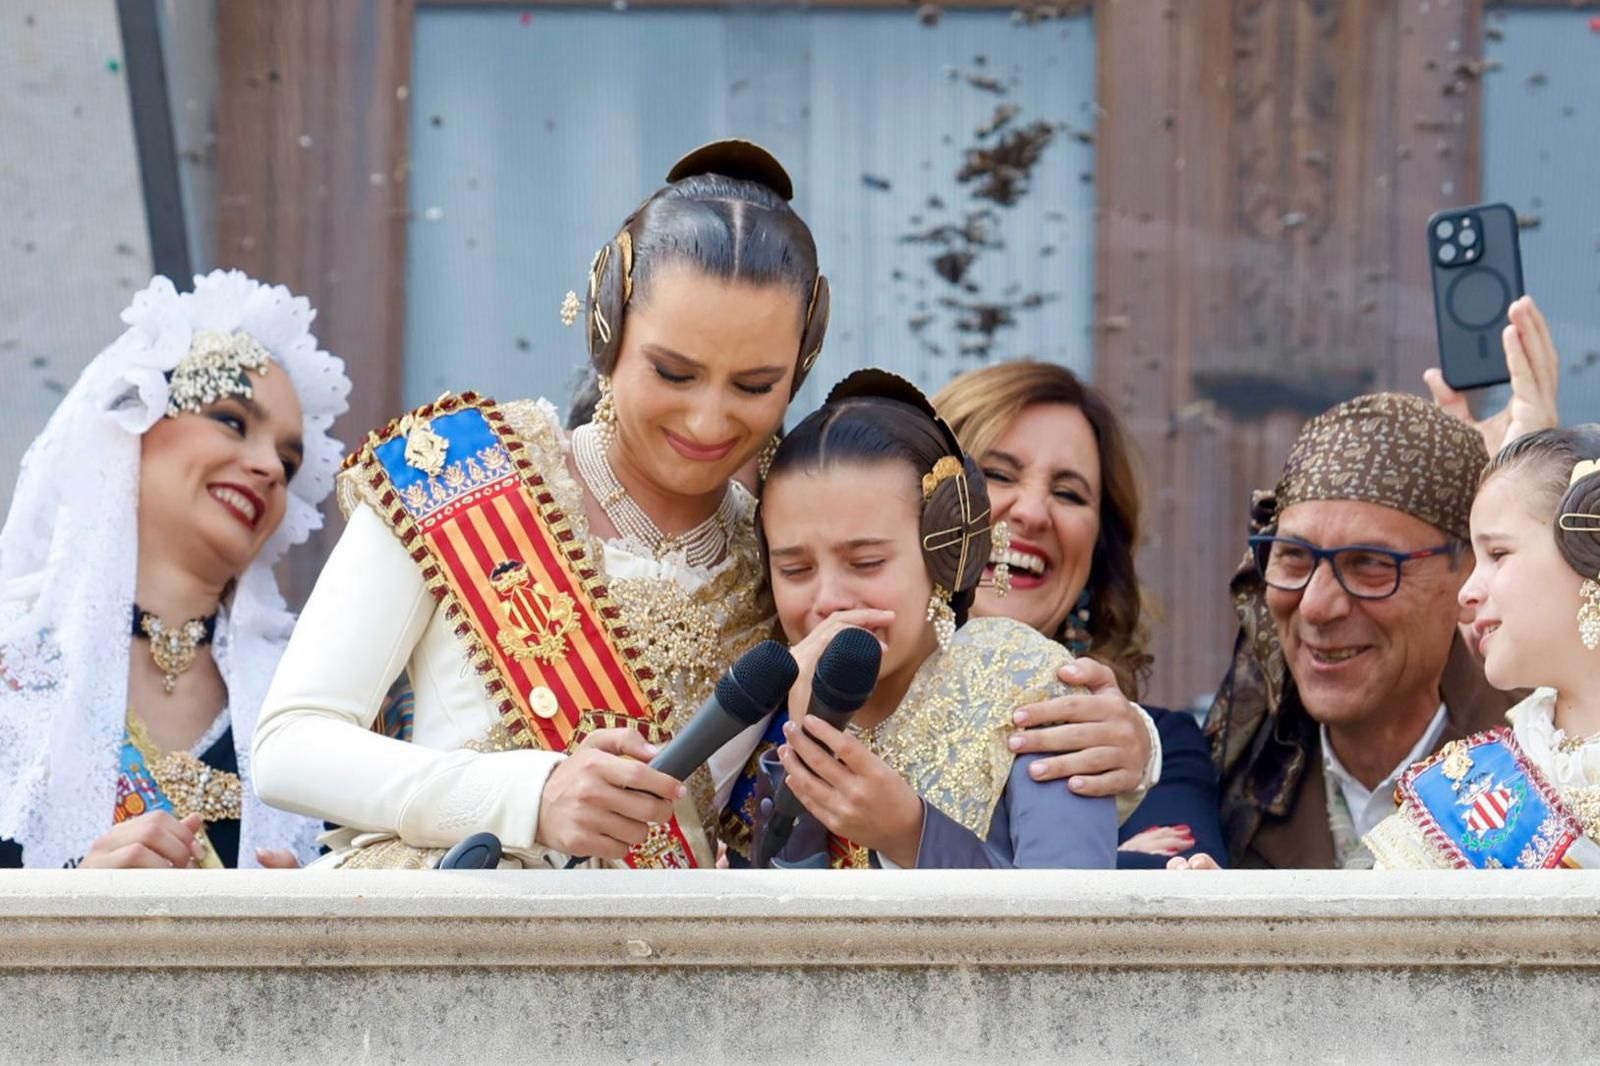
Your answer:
[5,870,1598,1063]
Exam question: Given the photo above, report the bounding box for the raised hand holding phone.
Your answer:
[1425,294,1561,457]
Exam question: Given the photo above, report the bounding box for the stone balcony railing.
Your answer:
[4,870,1599,1064]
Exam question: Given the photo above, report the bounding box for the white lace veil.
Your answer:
[0,270,350,868]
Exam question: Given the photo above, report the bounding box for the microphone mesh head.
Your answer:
[718,640,799,723]
[813,627,882,712]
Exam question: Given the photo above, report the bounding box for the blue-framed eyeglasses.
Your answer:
[1247,534,1463,601]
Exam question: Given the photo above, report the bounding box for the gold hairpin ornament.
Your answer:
[588,243,613,346]
[920,454,991,592]
[617,230,634,305]
[1562,459,1600,534]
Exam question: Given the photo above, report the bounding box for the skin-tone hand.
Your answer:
[777,715,924,868]
[784,608,894,724]
[1009,657,1150,795]
[80,811,207,869]
[1119,824,1195,857]
[254,849,302,868]
[1165,853,1222,871]
[535,727,686,861]
[1425,294,1561,457]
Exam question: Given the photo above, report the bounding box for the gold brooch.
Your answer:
[398,413,449,477]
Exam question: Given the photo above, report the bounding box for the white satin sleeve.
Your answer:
[251,502,561,850]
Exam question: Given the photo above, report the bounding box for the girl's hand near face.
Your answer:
[777,715,924,867]
[784,609,893,724]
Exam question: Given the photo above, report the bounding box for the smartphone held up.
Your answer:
[1428,202,1526,392]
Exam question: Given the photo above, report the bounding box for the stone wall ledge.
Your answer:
[5,868,1600,969]
[8,870,1600,1063]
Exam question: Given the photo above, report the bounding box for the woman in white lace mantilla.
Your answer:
[0,271,350,869]
[1364,426,1600,869]
[252,140,833,868]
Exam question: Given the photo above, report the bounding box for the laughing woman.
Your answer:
[934,361,1224,867]
[0,272,349,868]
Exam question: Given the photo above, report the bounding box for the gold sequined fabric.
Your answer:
[855,616,1078,837]
[1274,392,1486,542]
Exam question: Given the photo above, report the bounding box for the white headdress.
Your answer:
[0,270,350,868]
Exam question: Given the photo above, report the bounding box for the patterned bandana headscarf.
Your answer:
[1273,392,1485,542]
[1207,392,1490,863]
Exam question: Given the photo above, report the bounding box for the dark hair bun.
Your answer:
[828,369,962,456]
[666,139,795,201]
[1557,464,1600,579]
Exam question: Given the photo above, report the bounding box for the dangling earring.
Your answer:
[559,291,581,327]
[1062,588,1092,656]
[1580,578,1600,651]
[593,374,617,451]
[756,435,780,482]
[988,520,1012,598]
[927,584,956,654]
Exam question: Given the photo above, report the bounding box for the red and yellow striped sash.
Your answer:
[346,392,706,868]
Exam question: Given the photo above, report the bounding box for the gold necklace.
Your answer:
[131,604,218,694]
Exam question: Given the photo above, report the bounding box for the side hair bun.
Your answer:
[1557,460,1600,579]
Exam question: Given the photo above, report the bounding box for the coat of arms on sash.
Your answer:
[490,559,577,664]
[1397,728,1584,868]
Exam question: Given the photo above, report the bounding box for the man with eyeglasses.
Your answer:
[1200,393,1518,869]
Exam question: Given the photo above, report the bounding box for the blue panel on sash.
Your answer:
[373,407,500,492]
[115,736,174,820]
[1409,738,1563,869]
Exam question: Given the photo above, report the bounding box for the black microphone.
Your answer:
[438,831,503,870]
[648,639,798,779]
[562,640,797,868]
[754,626,882,868]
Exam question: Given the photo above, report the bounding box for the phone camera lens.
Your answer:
[1435,220,1455,240]
[1438,243,1458,264]
[1459,227,1477,247]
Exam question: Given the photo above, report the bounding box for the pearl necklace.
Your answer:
[571,423,737,569]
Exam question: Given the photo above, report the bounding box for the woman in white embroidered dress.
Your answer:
[1363,425,1600,867]
[0,271,349,869]
[254,142,831,867]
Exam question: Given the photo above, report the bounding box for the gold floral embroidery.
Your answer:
[853,616,1075,838]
